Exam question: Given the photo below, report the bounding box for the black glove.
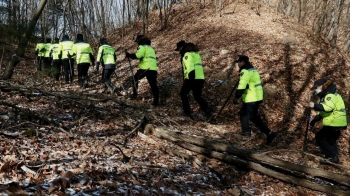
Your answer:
[67,53,72,58]
[310,115,322,127]
[233,98,239,105]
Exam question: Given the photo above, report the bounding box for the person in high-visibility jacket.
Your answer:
[42,38,52,73]
[125,36,159,106]
[69,34,95,88]
[309,79,347,163]
[180,43,213,121]
[35,39,45,71]
[96,38,118,94]
[49,38,62,81]
[59,35,75,84]
[233,55,277,145]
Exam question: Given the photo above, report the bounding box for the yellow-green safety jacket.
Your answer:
[182,52,205,79]
[35,43,45,57]
[59,40,74,60]
[71,42,94,64]
[49,43,61,60]
[97,44,116,67]
[135,45,157,71]
[319,93,347,127]
[237,68,263,103]
[43,43,52,58]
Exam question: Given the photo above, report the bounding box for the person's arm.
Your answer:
[314,94,335,112]
[234,69,249,99]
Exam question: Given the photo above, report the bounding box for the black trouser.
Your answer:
[37,56,43,71]
[77,63,90,87]
[52,59,62,81]
[103,68,115,88]
[62,58,74,83]
[180,79,210,115]
[43,57,52,71]
[133,69,159,104]
[315,126,344,158]
[239,101,271,135]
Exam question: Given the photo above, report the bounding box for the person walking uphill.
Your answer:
[179,43,213,121]
[49,38,62,81]
[233,55,277,145]
[69,34,95,88]
[35,39,45,71]
[309,79,347,163]
[125,36,159,106]
[59,35,75,84]
[96,38,118,94]
[42,38,52,73]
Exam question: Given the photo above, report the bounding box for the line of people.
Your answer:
[35,34,348,161]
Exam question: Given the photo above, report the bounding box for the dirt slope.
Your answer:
[1,1,350,195]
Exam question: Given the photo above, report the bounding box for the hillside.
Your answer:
[1,1,350,195]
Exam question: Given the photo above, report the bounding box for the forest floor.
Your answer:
[1,1,350,196]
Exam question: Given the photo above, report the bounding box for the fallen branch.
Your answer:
[0,101,73,137]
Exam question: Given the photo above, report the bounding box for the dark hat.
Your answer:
[100,38,107,45]
[76,33,84,40]
[134,34,144,42]
[175,40,186,51]
[46,38,51,43]
[234,55,249,63]
[54,37,59,42]
[62,34,69,40]
[311,78,327,90]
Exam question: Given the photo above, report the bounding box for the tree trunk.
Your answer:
[2,0,48,80]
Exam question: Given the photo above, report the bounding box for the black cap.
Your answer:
[134,34,144,42]
[100,38,107,45]
[76,33,84,40]
[234,55,249,63]
[311,79,327,90]
[175,40,186,51]
[62,34,69,40]
[46,38,51,43]
[54,37,59,42]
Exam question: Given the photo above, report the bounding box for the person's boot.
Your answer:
[110,83,117,94]
[266,131,277,145]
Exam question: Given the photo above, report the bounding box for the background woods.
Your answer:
[0,0,350,195]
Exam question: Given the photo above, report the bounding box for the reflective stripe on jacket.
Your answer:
[237,68,263,103]
[49,43,61,60]
[97,44,116,66]
[319,93,347,126]
[182,52,205,79]
[59,40,74,59]
[135,45,157,71]
[35,43,45,57]
[71,42,94,64]
[43,43,52,57]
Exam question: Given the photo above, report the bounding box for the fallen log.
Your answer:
[151,127,350,195]
[175,141,349,196]
[152,127,350,185]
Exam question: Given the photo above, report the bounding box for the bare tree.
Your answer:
[2,0,48,80]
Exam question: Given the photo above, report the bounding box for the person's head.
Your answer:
[54,37,59,43]
[183,42,199,52]
[134,34,145,42]
[175,40,186,51]
[76,33,84,41]
[137,36,151,45]
[100,38,108,45]
[234,55,249,68]
[46,38,51,43]
[62,34,70,41]
[311,78,335,96]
